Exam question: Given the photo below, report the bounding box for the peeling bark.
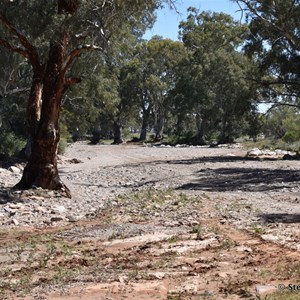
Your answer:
[15,40,71,197]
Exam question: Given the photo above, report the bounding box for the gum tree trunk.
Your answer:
[140,104,151,141]
[15,40,71,197]
[154,104,164,141]
[113,121,124,144]
[23,69,44,158]
[195,113,206,145]
[1,3,102,198]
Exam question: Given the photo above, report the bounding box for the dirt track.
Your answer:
[1,142,300,299]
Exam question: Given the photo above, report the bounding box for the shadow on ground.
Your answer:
[259,213,300,223]
[119,155,300,193]
[0,187,22,204]
[177,167,300,192]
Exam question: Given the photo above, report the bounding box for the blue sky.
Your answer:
[144,0,243,40]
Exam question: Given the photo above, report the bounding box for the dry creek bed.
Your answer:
[0,142,300,300]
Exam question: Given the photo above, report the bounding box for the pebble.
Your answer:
[11,218,19,226]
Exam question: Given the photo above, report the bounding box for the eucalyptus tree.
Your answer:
[120,36,187,141]
[235,0,300,108]
[178,9,257,144]
[0,0,176,196]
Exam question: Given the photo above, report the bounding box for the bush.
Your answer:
[0,132,26,158]
[58,137,68,155]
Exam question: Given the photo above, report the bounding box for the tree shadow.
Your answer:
[164,155,282,165]
[259,213,300,224]
[0,187,23,204]
[176,167,300,192]
[116,155,300,193]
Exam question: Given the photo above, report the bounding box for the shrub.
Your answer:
[0,132,26,158]
[57,137,68,155]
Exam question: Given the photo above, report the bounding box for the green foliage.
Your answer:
[238,0,300,105]
[282,114,300,143]
[262,106,300,144]
[57,138,68,155]
[173,10,258,144]
[3,0,300,151]
[0,132,25,158]
[120,37,188,140]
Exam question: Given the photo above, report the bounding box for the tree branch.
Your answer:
[62,44,103,75]
[0,11,40,69]
[0,37,30,59]
[237,0,300,51]
[264,102,300,115]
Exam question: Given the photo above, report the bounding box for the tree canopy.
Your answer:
[235,0,300,107]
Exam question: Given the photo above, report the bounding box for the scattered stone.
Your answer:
[51,216,64,222]
[8,166,21,174]
[261,234,280,243]
[283,152,300,160]
[67,215,83,222]
[11,218,19,226]
[189,220,200,226]
[51,205,66,215]
[148,272,166,280]
[68,158,83,164]
[47,191,55,197]
[118,275,129,284]
[255,285,277,295]
[3,207,16,216]
[236,246,253,253]
[9,203,23,209]
[246,148,262,157]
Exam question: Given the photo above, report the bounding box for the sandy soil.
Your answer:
[1,142,300,299]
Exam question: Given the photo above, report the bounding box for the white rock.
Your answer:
[67,215,83,222]
[255,285,277,295]
[236,246,253,253]
[51,205,66,215]
[261,234,280,242]
[8,166,21,174]
[11,218,19,226]
[247,148,262,157]
[9,203,23,209]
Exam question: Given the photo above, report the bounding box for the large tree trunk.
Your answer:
[112,121,124,144]
[15,40,71,197]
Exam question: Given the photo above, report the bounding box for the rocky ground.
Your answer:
[0,142,300,299]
